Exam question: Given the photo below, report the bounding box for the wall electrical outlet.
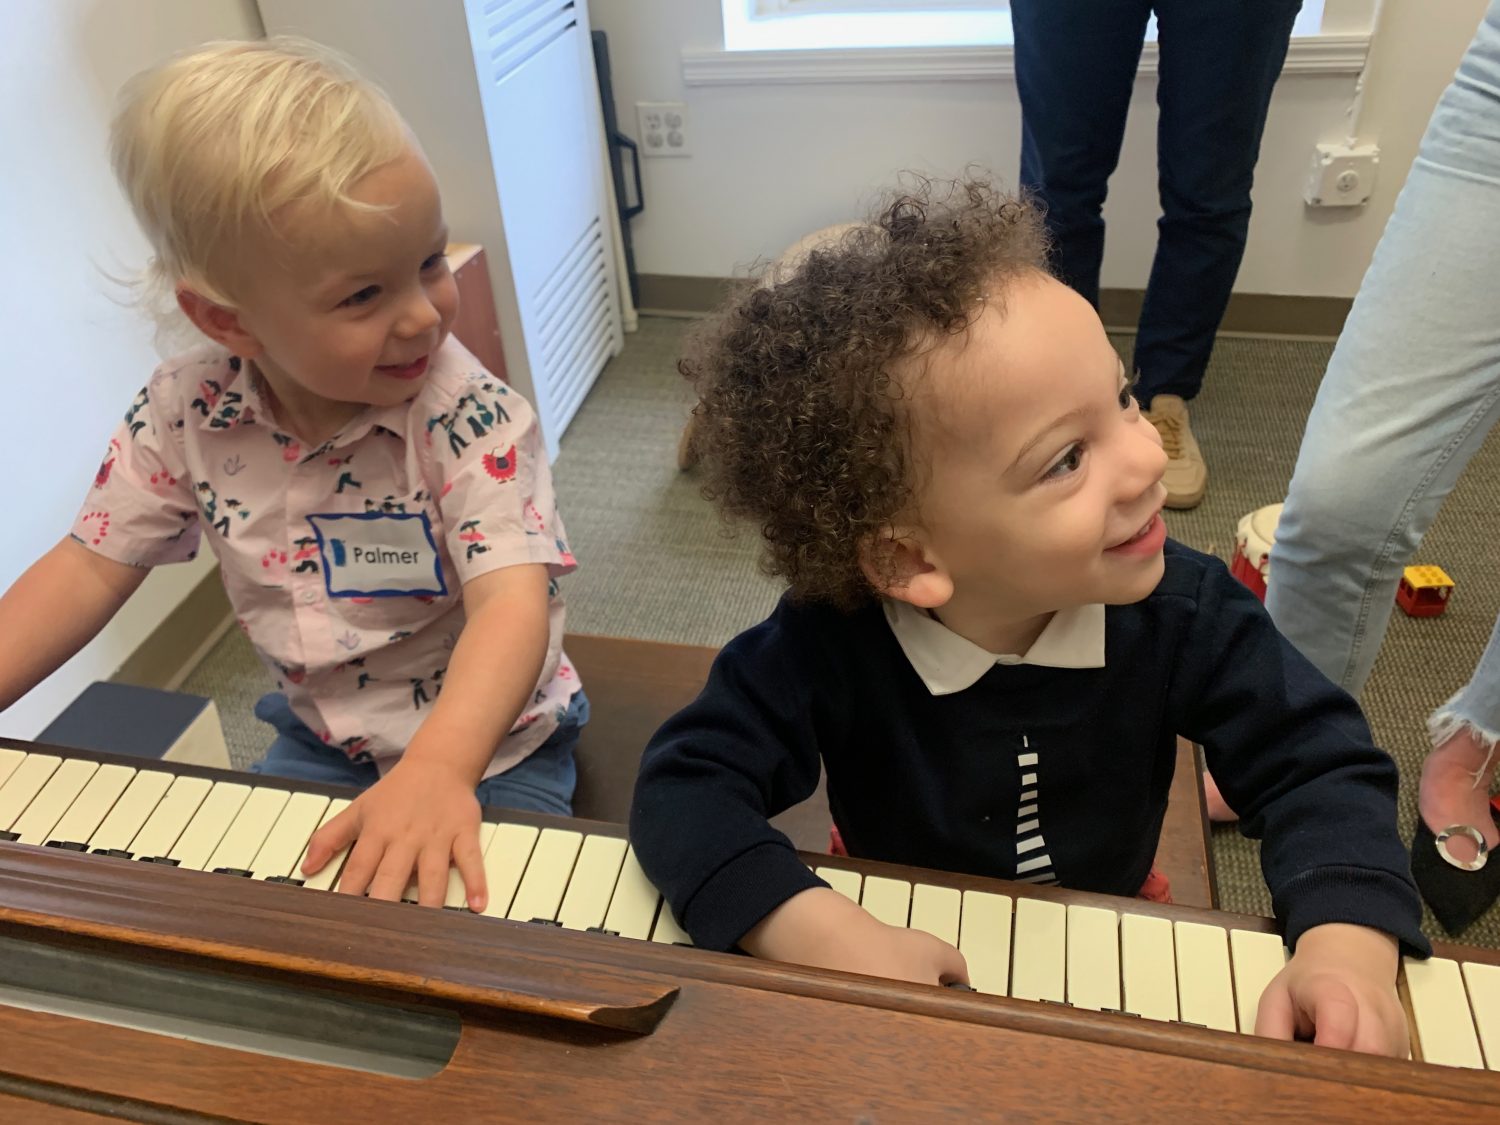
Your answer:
[1304,142,1379,207]
[635,101,691,157]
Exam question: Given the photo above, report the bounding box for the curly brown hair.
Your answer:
[679,175,1049,610]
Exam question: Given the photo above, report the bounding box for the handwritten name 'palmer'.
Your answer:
[351,546,424,565]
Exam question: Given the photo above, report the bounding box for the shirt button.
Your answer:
[301,589,319,605]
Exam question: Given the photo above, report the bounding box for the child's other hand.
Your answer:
[1255,923,1409,1058]
[301,759,488,911]
[741,887,969,987]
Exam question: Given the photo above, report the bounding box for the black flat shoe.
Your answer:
[1410,816,1500,936]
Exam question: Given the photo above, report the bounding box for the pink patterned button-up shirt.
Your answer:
[73,336,579,777]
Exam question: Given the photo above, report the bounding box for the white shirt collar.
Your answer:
[883,599,1106,696]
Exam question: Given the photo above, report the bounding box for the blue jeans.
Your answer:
[1012,0,1302,404]
[1267,0,1500,746]
[250,690,588,815]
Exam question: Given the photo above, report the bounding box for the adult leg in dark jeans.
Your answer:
[1013,0,1154,309]
[1139,0,1302,404]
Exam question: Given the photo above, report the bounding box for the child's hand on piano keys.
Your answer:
[740,887,969,987]
[1255,923,1409,1058]
[301,757,489,911]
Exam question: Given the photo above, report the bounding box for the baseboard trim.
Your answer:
[1097,289,1351,340]
[638,274,739,316]
[112,566,234,692]
[638,274,1352,338]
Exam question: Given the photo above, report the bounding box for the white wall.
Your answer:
[591,0,1488,297]
[0,0,261,739]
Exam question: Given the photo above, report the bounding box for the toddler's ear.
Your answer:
[858,527,953,609]
[176,286,263,358]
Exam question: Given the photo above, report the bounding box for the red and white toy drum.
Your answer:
[1230,502,1283,602]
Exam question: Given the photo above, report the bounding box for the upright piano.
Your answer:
[0,739,1497,1123]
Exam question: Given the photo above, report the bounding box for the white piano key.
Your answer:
[1228,929,1287,1034]
[44,763,135,847]
[0,753,61,830]
[1174,921,1236,1032]
[860,876,912,928]
[1066,904,1121,1012]
[651,904,692,945]
[909,883,961,947]
[167,782,252,870]
[1011,897,1066,1003]
[13,759,99,845]
[400,869,423,905]
[1121,912,1178,1022]
[128,776,214,861]
[508,828,583,923]
[1460,961,1500,1070]
[814,865,863,904]
[300,799,353,891]
[0,747,27,791]
[602,846,662,939]
[1406,956,1484,1068]
[558,834,629,931]
[441,822,497,908]
[249,792,332,881]
[206,787,290,874]
[959,890,1013,997]
[90,771,174,853]
[478,822,540,918]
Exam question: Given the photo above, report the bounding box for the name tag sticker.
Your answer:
[307,512,448,598]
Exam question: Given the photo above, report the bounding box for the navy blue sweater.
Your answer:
[631,541,1429,957]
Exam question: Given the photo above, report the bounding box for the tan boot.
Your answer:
[677,413,702,472]
[1143,394,1208,510]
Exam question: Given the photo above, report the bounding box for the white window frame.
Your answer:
[699,0,1374,84]
[753,0,998,14]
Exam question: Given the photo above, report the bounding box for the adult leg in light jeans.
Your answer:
[1266,0,1500,934]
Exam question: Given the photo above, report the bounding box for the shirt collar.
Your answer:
[195,354,409,452]
[193,354,265,432]
[883,599,1106,696]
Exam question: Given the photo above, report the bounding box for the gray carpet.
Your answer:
[185,315,1500,948]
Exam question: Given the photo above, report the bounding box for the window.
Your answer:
[724,1,1011,51]
[722,1,1337,53]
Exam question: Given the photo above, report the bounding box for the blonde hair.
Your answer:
[111,36,411,307]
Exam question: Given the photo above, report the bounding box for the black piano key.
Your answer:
[139,856,180,866]
[943,982,977,992]
[528,918,563,927]
[94,847,134,859]
[1040,999,1073,1007]
[1100,1008,1141,1018]
[586,926,621,937]
[0,831,18,842]
[44,840,89,851]
[212,867,254,878]
[1172,1020,1207,1029]
[443,904,469,911]
[265,875,306,886]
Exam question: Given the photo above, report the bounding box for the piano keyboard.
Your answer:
[2,745,1497,1070]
